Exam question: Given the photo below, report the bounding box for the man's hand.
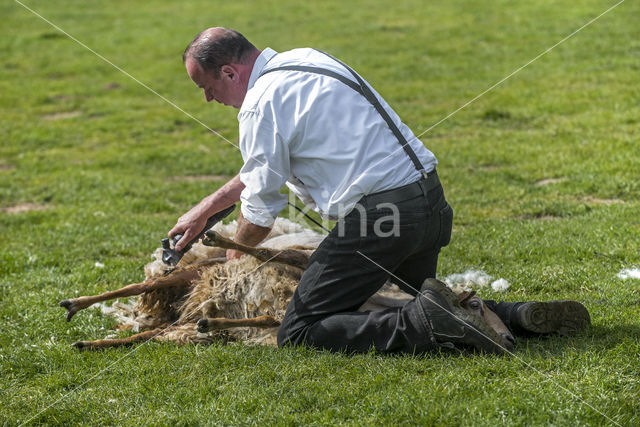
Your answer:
[168,174,245,252]
[168,207,210,252]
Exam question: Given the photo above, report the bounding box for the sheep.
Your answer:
[62,218,514,352]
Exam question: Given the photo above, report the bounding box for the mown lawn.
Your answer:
[1,0,639,425]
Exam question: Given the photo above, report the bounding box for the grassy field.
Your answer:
[1,0,639,424]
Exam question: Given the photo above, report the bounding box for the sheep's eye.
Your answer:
[468,300,481,310]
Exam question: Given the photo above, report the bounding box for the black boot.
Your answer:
[418,279,512,354]
[484,300,590,336]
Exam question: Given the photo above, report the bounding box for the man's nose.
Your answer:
[205,90,214,102]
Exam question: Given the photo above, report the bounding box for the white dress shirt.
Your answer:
[237,48,438,227]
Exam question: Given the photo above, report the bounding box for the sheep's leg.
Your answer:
[72,328,164,351]
[196,315,281,333]
[59,270,198,322]
[203,230,310,269]
[58,257,225,322]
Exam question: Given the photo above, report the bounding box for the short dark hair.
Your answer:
[183,29,257,78]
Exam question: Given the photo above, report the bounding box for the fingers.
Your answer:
[175,227,199,252]
[168,222,185,239]
[169,220,202,252]
[169,208,210,251]
[226,249,245,260]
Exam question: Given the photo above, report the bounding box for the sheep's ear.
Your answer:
[457,290,476,305]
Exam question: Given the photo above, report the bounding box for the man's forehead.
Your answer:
[185,58,205,81]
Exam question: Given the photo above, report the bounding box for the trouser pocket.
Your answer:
[438,203,453,247]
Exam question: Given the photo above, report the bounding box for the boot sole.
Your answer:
[516,301,590,335]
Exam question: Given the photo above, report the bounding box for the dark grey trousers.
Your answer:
[277,179,454,353]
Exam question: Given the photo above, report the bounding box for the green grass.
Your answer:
[2,0,639,424]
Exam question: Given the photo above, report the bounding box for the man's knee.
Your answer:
[276,321,306,348]
[277,309,323,348]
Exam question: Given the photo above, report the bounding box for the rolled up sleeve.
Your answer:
[238,109,290,228]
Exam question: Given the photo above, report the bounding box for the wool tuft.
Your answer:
[617,268,640,280]
[443,269,510,292]
[490,278,510,292]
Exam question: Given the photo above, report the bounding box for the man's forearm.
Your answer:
[234,210,272,247]
[196,174,245,217]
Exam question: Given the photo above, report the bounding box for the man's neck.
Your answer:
[239,49,262,94]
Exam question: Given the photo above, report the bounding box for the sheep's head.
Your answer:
[458,291,515,351]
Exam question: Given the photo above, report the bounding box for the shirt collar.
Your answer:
[247,47,278,91]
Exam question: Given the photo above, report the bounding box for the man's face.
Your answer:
[186,58,241,108]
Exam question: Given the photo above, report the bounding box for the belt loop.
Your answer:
[419,169,432,196]
[419,178,427,197]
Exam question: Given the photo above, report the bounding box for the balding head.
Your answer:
[183,27,261,108]
[183,27,259,79]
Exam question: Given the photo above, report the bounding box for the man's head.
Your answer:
[183,28,260,108]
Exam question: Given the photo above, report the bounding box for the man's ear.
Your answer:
[220,64,237,81]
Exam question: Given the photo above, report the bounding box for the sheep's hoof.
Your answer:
[202,230,220,246]
[196,318,210,333]
[59,299,79,322]
[72,341,88,351]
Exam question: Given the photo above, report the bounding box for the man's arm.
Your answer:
[226,210,272,260]
[169,174,244,251]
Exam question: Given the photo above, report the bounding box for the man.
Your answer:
[170,27,590,354]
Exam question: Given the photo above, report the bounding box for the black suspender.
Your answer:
[258,50,428,178]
